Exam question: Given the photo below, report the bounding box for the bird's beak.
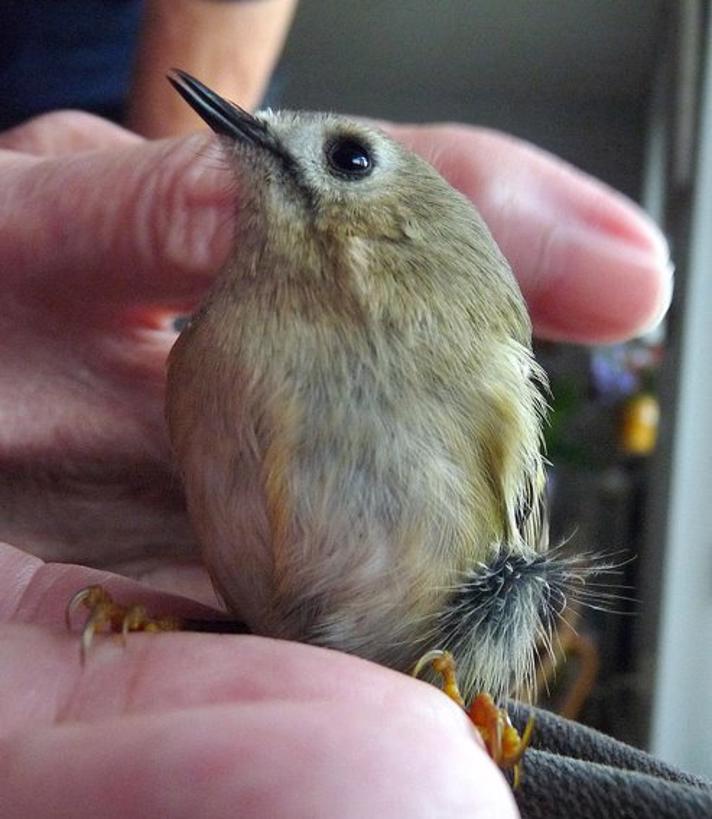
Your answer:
[168,69,273,149]
[169,69,309,204]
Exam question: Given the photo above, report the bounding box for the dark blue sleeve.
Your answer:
[0,0,144,129]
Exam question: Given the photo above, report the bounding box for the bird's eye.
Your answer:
[326,137,374,179]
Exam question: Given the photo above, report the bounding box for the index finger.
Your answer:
[0,135,234,312]
[387,123,671,343]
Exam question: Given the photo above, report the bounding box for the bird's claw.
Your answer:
[412,649,534,788]
[65,585,182,663]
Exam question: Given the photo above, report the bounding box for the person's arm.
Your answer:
[126,0,298,137]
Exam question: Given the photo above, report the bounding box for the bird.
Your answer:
[162,70,580,701]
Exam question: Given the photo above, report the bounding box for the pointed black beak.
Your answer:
[169,69,311,206]
[168,69,273,149]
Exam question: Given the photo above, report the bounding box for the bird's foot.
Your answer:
[412,649,534,788]
[65,585,182,663]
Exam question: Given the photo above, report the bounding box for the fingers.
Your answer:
[0,542,45,619]
[0,111,142,155]
[0,134,234,313]
[0,542,216,628]
[1,545,518,818]
[1,700,516,818]
[127,0,298,137]
[387,123,671,343]
[2,117,670,341]
[507,220,671,343]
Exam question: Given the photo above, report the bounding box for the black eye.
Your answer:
[326,137,374,179]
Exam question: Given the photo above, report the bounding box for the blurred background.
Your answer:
[3,0,710,779]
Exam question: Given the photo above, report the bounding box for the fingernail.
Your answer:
[639,258,675,335]
[524,220,675,344]
[624,205,670,267]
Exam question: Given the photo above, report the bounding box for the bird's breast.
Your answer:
[166,297,488,658]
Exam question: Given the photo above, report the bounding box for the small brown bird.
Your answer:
[165,71,578,699]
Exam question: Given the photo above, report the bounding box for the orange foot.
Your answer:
[65,585,182,663]
[412,649,535,789]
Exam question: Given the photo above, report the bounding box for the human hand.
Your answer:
[0,111,670,576]
[0,110,669,818]
[1,540,519,818]
[0,112,227,590]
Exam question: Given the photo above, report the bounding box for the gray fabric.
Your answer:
[507,702,712,819]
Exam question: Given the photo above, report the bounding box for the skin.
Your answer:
[127,0,298,136]
[0,112,670,818]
